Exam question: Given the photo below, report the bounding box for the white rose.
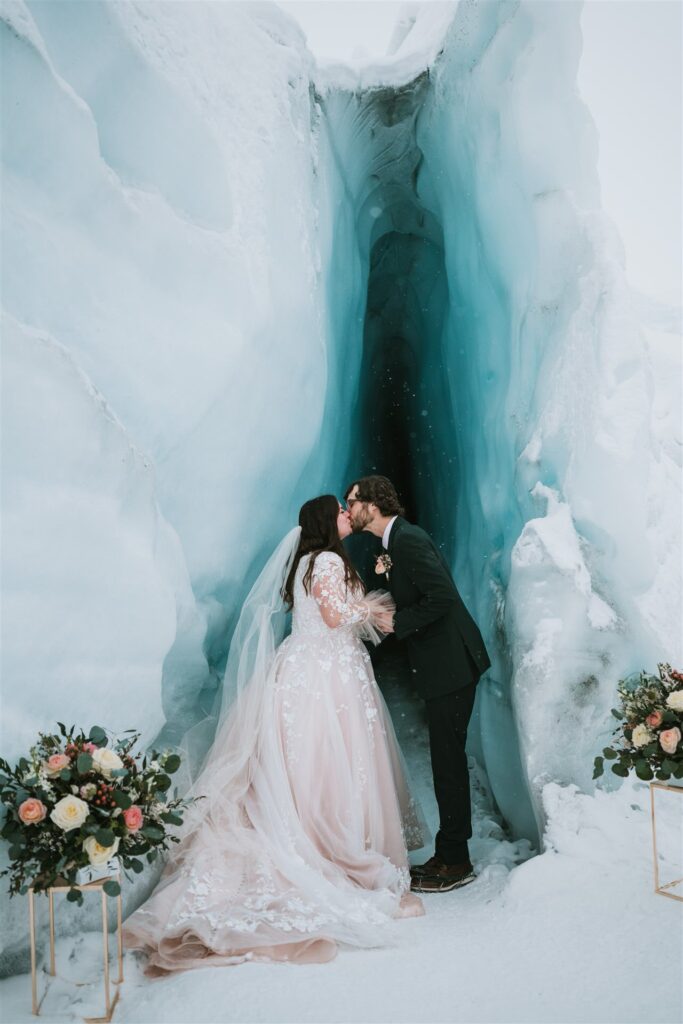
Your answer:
[92,748,124,779]
[50,795,89,832]
[665,690,683,712]
[632,724,654,749]
[83,835,120,866]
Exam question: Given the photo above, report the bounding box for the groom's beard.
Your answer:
[350,506,373,533]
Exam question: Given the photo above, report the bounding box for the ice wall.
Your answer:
[0,0,359,970]
[313,0,680,832]
[412,0,681,817]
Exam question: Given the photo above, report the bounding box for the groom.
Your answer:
[345,475,491,893]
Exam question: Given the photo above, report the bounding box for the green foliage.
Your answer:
[0,723,199,900]
[596,664,683,787]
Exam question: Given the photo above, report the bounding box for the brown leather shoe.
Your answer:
[410,860,475,893]
[409,856,442,878]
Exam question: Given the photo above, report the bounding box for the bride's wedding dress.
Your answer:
[123,549,425,974]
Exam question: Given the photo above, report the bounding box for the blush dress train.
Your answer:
[123,551,425,974]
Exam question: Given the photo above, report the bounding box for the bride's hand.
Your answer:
[374,608,395,634]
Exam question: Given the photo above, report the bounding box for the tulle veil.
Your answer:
[159,526,303,874]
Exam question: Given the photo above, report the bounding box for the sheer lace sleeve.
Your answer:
[311,554,369,629]
[311,554,395,644]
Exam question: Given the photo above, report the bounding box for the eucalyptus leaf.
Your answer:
[141,825,164,841]
[163,754,181,774]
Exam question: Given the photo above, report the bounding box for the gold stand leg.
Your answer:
[650,781,660,892]
[29,874,123,1022]
[102,889,110,1019]
[650,781,683,902]
[29,889,38,1016]
[83,885,119,1024]
[48,889,56,977]
[116,891,124,985]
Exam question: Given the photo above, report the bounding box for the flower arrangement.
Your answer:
[0,724,198,903]
[594,664,683,783]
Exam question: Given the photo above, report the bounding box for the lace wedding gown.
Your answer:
[123,551,425,975]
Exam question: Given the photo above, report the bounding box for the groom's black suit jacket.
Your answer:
[386,517,491,700]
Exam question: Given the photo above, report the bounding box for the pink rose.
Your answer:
[19,798,47,825]
[44,753,71,777]
[82,742,97,754]
[659,727,682,756]
[646,710,664,729]
[123,805,143,832]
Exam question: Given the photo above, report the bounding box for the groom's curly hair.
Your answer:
[344,475,405,517]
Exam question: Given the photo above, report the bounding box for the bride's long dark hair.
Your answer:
[282,494,364,610]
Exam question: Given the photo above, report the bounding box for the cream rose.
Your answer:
[631,724,654,749]
[665,690,683,713]
[44,753,71,777]
[659,727,682,756]
[83,835,120,867]
[92,748,124,779]
[50,795,89,831]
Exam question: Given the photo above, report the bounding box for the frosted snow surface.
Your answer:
[0,778,680,1023]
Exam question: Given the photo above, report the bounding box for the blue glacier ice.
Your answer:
[0,0,680,972]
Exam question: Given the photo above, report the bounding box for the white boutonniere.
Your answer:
[375,553,393,580]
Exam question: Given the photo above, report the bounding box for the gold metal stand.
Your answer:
[28,873,124,1022]
[650,781,683,902]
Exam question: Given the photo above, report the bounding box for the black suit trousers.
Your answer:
[425,680,477,864]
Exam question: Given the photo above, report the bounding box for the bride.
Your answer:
[123,495,426,974]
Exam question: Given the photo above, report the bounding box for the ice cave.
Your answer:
[1,0,681,1016]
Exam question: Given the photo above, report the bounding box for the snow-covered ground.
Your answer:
[1,662,681,1023]
[0,776,680,1024]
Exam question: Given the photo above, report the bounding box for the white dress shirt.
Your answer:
[382,516,398,551]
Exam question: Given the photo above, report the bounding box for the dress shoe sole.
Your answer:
[410,862,473,880]
[410,871,475,893]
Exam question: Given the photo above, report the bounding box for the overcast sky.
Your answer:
[278,1,406,60]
